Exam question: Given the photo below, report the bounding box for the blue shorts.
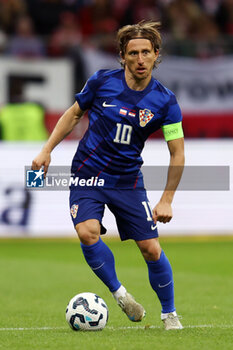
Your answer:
[69,188,158,241]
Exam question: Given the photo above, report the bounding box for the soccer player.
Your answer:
[32,21,185,330]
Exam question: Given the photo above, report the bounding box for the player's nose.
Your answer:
[137,53,144,64]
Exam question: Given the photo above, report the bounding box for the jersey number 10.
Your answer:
[113,123,132,145]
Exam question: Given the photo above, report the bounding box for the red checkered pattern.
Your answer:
[139,109,154,126]
[70,204,79,219]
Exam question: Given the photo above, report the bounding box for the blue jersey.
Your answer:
[71,69,182,189]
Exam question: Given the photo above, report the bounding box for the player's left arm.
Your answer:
[152,137,185,224]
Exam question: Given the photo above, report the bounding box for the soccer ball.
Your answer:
[66,292,108,331]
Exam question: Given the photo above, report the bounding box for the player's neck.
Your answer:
[124,71,152,91]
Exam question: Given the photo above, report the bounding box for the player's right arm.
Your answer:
[32,101,84,175]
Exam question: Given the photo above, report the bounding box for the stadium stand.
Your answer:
[0,0,232,140]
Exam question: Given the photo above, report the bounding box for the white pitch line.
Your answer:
[185,325,233,329]
[0,325,232,331]
[0,327,67,331]
[107,324,233,330]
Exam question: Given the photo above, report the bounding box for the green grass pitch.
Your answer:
[0,236,232,350]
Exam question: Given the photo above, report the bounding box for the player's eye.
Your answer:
[129,51,137,56]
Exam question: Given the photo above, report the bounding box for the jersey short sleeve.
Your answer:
[161,92,184,142]
[75,70,102,111]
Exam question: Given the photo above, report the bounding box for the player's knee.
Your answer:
[76,219,100,245]
[137,239,162,262]
[144,247,161,261]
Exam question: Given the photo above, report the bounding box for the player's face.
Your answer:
[122,38,159,86]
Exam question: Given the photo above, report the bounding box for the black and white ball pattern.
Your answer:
[66,292,108,331]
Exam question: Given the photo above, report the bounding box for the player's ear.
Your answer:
[153,50,159,68]
[155,49,159,60]
[120,51,125,67]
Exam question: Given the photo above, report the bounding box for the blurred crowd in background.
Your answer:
[0,0,233,59]
[0,0,233,141]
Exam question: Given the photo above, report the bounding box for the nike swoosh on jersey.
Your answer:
[158,280,172,288]
[151,224,157,230]
[103,101,117,107]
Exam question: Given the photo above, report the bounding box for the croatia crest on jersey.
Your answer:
[139,109,154,127]
[70,204,79,219]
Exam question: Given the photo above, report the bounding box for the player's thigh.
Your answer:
[69,190,105,244]
[108,189,158,241]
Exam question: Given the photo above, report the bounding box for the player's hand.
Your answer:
[152,201,173,224]
[31,150,51,178]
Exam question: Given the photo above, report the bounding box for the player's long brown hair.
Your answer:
[117,20,162,66]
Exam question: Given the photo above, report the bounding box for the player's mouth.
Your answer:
[136,67,146,74]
